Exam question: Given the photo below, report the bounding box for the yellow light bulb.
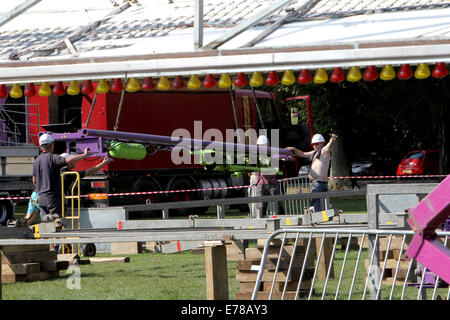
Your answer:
[346,67,362,82]
[380,65,396,81]
[67,81,80,95]
[9,84,23,99]
[249,72,264,87]
[96,79,110,93]
[414,63,430,79]
[125,77,141,92]
[157,76,170,91]
[218,73,232,88]
[281,70,296,86]
[313,68,328,84]
[187,75,201,89]
[38,82,52,97]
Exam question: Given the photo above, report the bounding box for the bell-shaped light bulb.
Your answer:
[218,73,232,88]
[414,63,430,80]
[234,73,248,87]
[265,71,279,86]
[81,80,94,94]
[172,76,185,90]
[187,75,201,89]
[125,78,141,92]
[397,64,413,80]
[10,84,23,99]
[329,67,345,83]
[431,62,448,79]
[157,76,170,91]
[52,81,65,96]
[110,78,124,93]
[249,72,264,87]
[313,68,328,84]
[96,79,109,93]
[67,81,80,95]
[297,69,312,84]
[363,66,378,81]
[24,83,37,97]
[202,74,216,88]
[0,84,8,98]
[141,77,155,91]
[281,70,296,86]
[38,82,52,96]
[346,67,362,82]
[380,65,396,81]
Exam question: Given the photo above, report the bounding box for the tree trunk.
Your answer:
[329,137,352,190]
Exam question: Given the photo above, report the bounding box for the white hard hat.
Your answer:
[311,134,325,144]
[60,153,71,158]
[256,135,269,145]
[39,133,54,146]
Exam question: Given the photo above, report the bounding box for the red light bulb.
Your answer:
[431,62,448,79]
[172,76,185,89]
[0,84,8,98]
[24,83,37,97]
[234,73,247,87]
[397,64,413,80]
[363,66,378,81]
[52,81,65,96]
[297,69,312,84]
[202,74,216,88]
[265,71,279,86]
[81,80,94,94]
[141,77,155,91]
[110,78,124,93]
[329,67,345,83]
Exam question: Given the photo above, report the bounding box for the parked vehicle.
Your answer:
[396,150,440,175]
[351,152,395,176]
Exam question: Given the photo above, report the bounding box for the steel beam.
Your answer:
[0,0,42,28]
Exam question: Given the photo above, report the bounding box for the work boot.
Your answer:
[15,217,29,227]
[42,214,52,222]
[51,214,60,221]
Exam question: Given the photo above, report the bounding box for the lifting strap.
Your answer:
[113,85,126,131]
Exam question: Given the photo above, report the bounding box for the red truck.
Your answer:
[1,84,312,221]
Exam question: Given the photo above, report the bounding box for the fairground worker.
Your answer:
[248,135,280,218]
[19,152,110,227]
[32,133,89,224]
[286,133,338,212]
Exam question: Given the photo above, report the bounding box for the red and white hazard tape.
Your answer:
[0,174,447,201]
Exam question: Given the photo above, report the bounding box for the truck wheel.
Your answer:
[0,201,14,226]
[81,243,97,257]
[166,177,199,216]
[131,177,162,217]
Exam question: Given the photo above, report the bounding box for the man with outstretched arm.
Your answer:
[286,133,337,212]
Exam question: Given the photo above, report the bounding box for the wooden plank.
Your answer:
[205,245,229,300]
[2,271,59,283]
[236,255,308,271]
[57,253,80,266]
[236,268,314,282]
[0,245,50,254]
[1,251,57,264]
[0,226,33,239]
[40,260,69,271]
[110,242,142,255]
[239,279,311,292]
[2,263,40,275]
[88,257,130,264]
[315,237,334,281]
[245,245,305,260]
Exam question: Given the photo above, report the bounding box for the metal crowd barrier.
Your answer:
[252,228,450,300]
[278,175,311,215]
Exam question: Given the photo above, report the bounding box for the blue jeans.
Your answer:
[310,181,328,212]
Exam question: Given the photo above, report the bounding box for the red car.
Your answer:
[396,150,440,175]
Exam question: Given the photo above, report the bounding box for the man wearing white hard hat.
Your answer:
[32,133,89,226]
[286,133,337,212]
[248,135,280,218]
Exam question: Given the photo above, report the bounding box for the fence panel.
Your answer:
[251,228,450,300]
[278,176,311,215]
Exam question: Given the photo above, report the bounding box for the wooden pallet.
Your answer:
[1,245,69,283]
[236,239,315,300]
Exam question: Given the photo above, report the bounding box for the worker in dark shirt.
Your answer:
[32,133,89,223]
